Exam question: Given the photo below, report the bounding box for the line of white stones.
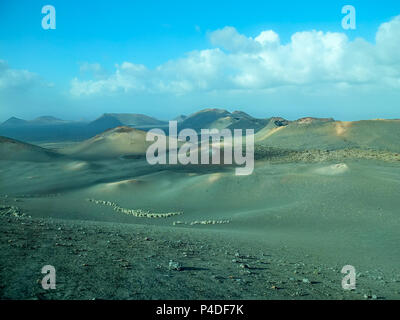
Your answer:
[86,198,183,218]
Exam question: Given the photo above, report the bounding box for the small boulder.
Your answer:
[168,260,183,271]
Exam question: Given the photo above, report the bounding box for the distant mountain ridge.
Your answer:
[1,109,276,141]
[1,117,27,126]
[87,113,167,134]
[92,113,167,126]
[178,108,271,132]
[2,110,400,154]
[1,116,70,126]
[0,113,168,142]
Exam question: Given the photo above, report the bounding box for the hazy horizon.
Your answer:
[2,108,400,124]
[1,0,400,123]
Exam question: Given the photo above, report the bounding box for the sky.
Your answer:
[0,0,400,122]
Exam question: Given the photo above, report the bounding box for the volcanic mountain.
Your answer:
[255,118,400,152]
[0,136,61,161]
[87,113,167,133]
[61,126,180,160]
[178,108,270,132]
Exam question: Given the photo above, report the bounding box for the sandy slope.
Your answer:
[0,152,400,300]
[60,127,150,159]
[59,126,211,162]
[60,126,180,160]
[255,119,400,152]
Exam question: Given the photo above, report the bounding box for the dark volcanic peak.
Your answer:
[187,108,231,118]
[173,115,187,122]
[33,116,63,122]
[101,113,167,126]
[87,113,165,131]
[87,113,167,134]
[231,110,253,119]
[1,117,27,126]
[180,108,271,132]
[88,114,123,128]
[1,115,71,127]
[180,108,231,128]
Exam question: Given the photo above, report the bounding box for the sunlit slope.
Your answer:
[61,126,181,160]
[345,120,400,151]
[61,127,152,159]
[255,119,400,152]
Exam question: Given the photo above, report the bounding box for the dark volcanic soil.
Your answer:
[1,206,398,300]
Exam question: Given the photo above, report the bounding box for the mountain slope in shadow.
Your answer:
[0,136,62,162]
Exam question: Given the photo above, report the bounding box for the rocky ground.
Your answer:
[1,201,399,300]
[254,146,400,163]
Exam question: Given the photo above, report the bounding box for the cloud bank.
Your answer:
[70,16,400,96]
[1,16,400,121]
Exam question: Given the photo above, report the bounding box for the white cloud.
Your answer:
[209,26,260,52]
[71,62,149,95]
[255,30,280,46]
[0,60,39,90]
[79,62,108,80]
[376,16,400,63]
[70,15,400,96]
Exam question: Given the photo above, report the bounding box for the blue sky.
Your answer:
[1,0,400,121]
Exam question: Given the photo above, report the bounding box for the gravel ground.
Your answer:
[1,207,399,300]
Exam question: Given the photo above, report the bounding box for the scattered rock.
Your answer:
[168,260,183,271]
